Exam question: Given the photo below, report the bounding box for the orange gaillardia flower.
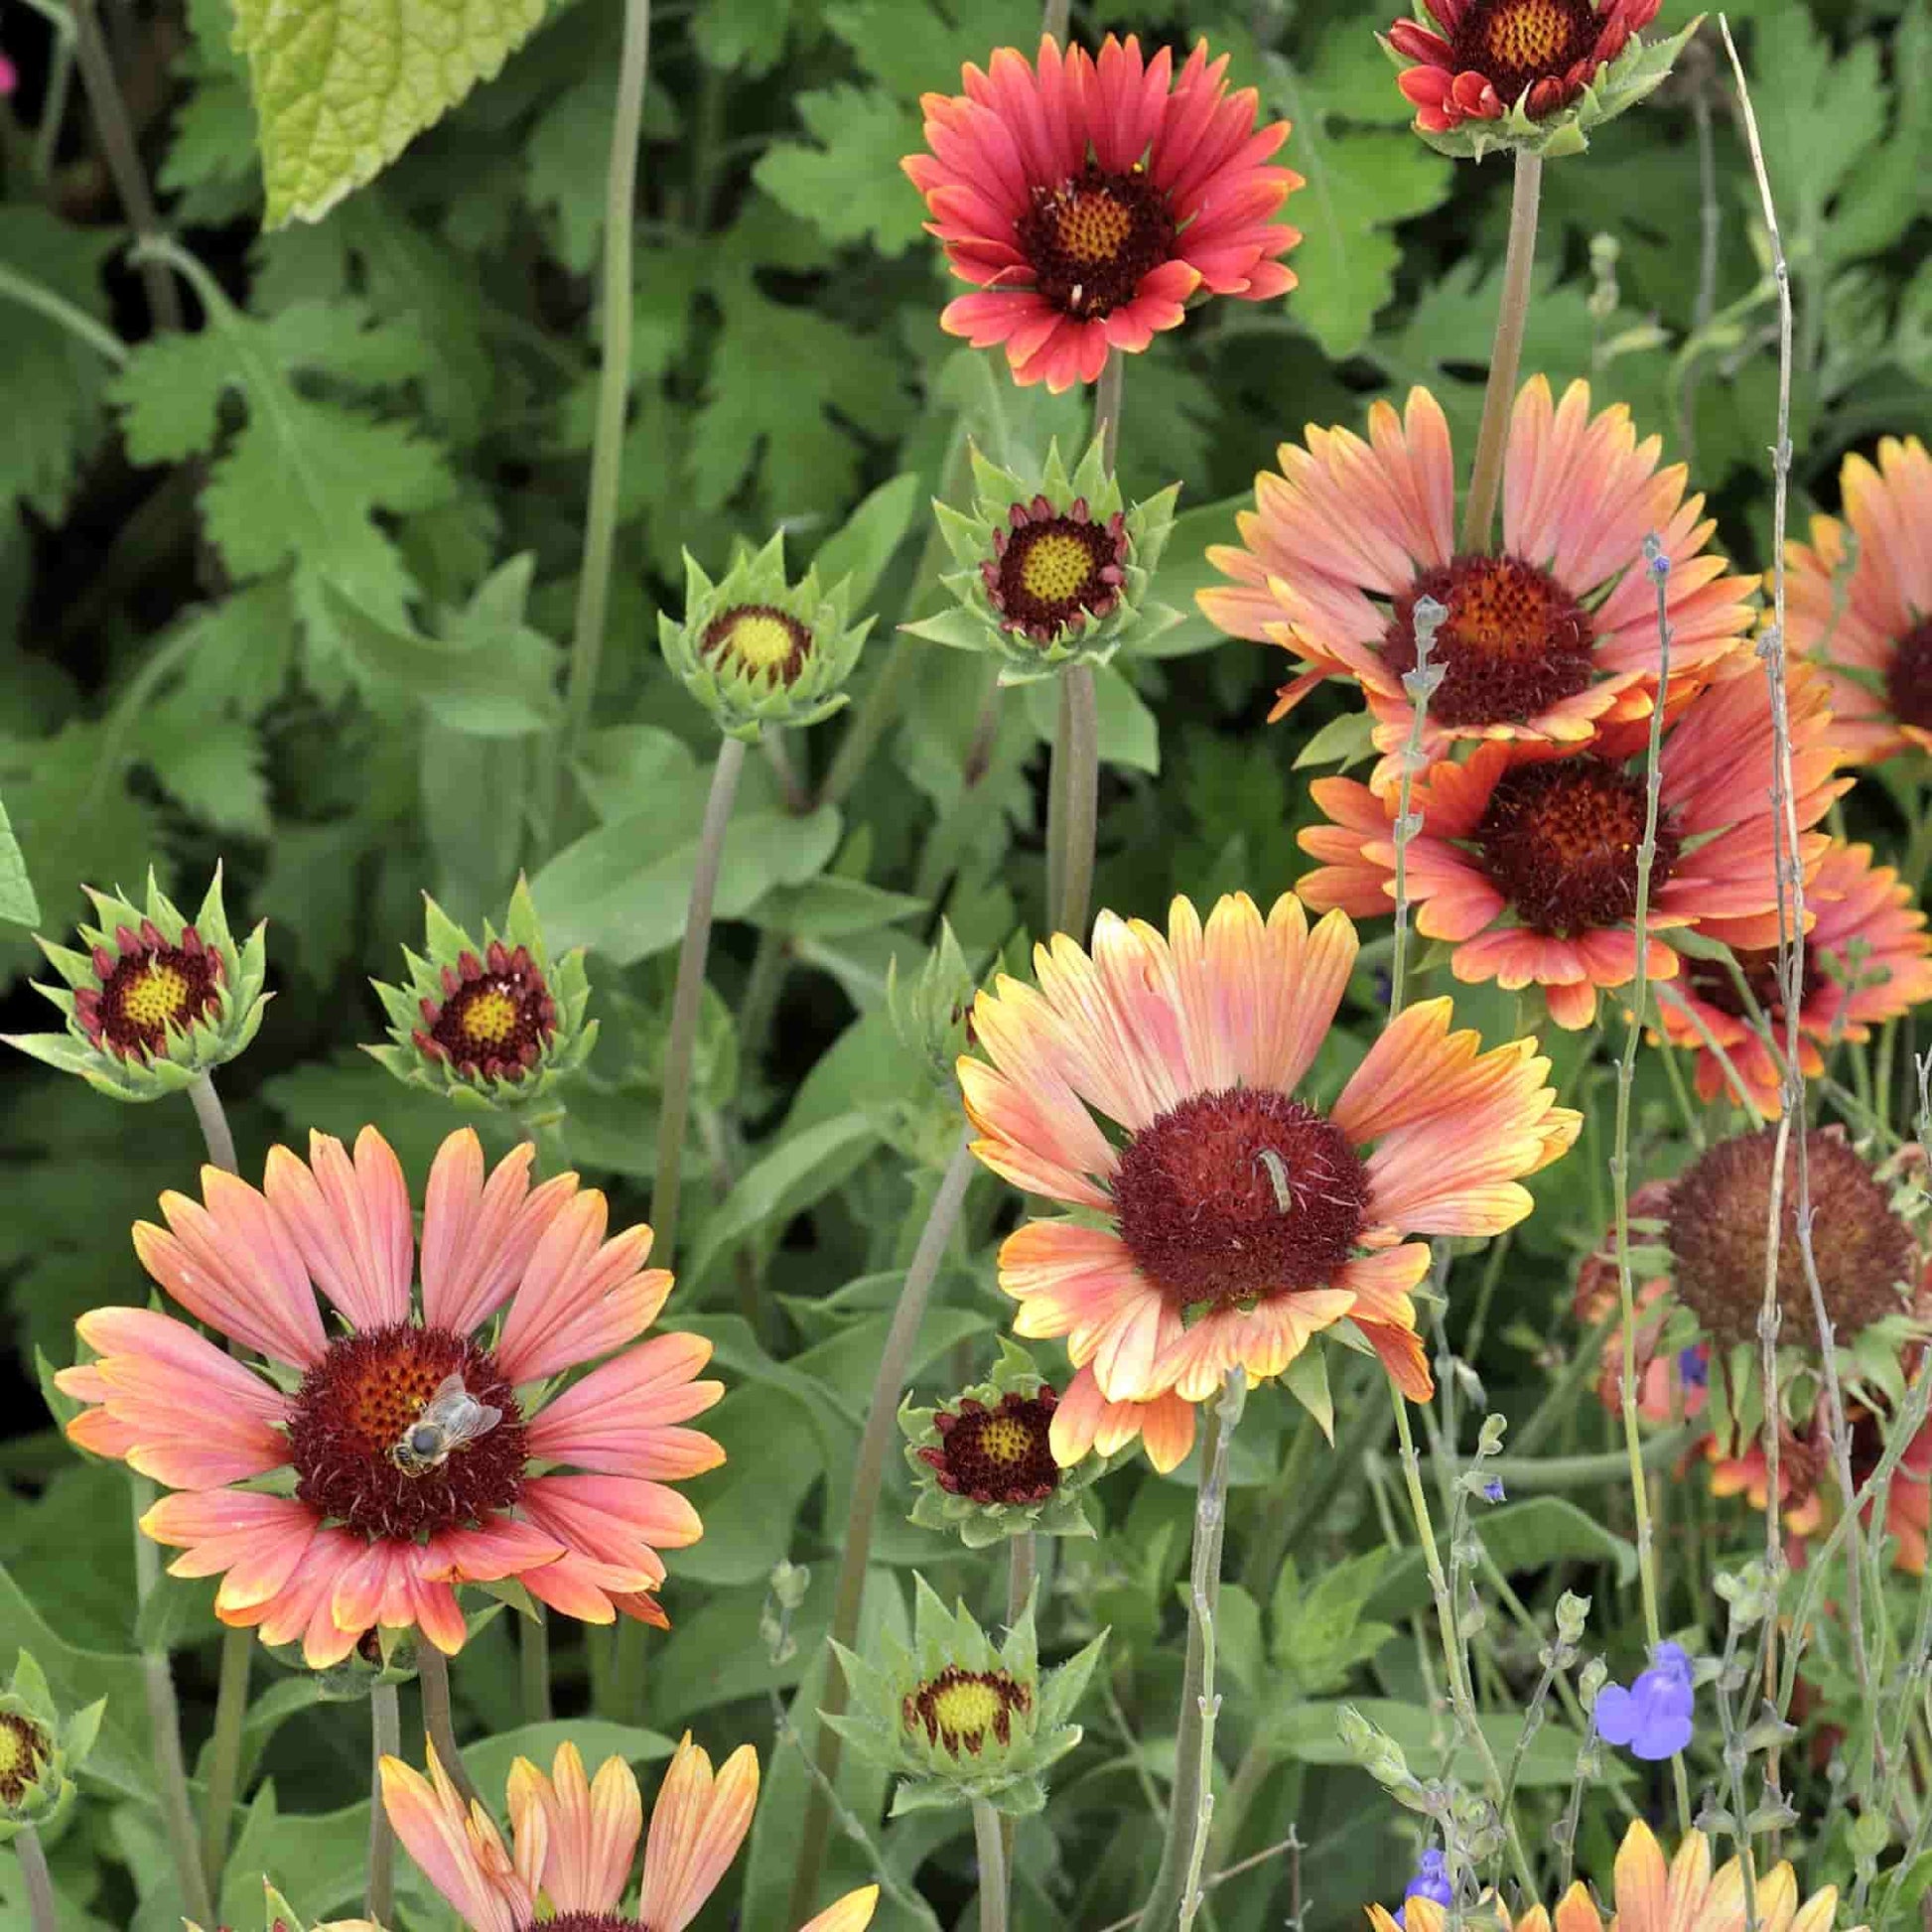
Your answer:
[958,892,1581,1468]
[1655,839,1932,1114]
[381,1736,877,1932]
[1785,434,1932,765]
[58,1127,724,1667]
[1199,380,1757,791]
[1298,664,1847,1031]
[902,36,1301,393]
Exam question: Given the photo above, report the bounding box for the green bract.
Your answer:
[886,917,978,1092]
[900,1339,1106,1549]
[904,437,1179,687]
[191,1877,386,1931]
[660,532,872,742]
[4,867,268,1102]
[0,1650,103,1841]
[825,1575,1104,1817]
[366,875,595,1115]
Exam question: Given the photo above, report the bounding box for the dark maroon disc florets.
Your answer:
[72,919,224,1060]
[1015,161,1176,321]
[920,1391,1060,1505]
[286,1323,525,1540]
[982,493,1128,644]
[902,1665,1033,1756]
[1885,618,1932,733]
[1449,0,1600,112]
[1112,1088,1369,1312]
[412,941,558,1083]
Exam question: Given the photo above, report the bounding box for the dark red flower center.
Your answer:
[77,923,223,1060]
[702,603,813,687]
[286,1323,525,1541]
[921,1392,1060,1505]
[1383,554,1594,729]
[0,1711,48,1807]
[983,497,1128,642]
[523,1918,636,1932]
[1684,941,1813,1023]
[902,1666,1032,1756]
[1884,617,1932,733]
[1449,0,1599,107]
[414,943,558,1083]
[1016,161,1176,321]
[1474,756,1681,939]
[1113,1088,1368,1312]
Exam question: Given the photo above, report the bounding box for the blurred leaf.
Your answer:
[0,794,39,925]
[756,87,929,255]
[1368,1498,1638,1620]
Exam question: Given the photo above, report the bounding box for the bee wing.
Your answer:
[426,1374,470,1407]
[438,1399,503,1449]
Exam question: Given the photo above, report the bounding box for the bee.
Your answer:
[390,1374,502,1476]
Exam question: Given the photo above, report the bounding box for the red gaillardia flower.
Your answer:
[902,35,1301,392]
[57,1127,724,1667]
[958,892,1581,1467]
[381,1736,878,1932]
[1655,839,1932,1115]
[1298,663,1848,1031]
[1785,435,1932,765]
[1198,380,1756,793]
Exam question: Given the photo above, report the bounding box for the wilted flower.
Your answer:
[661,532,872,741]
[7,868,268,1101]
[904,437,1178,684]
[1593,1639,1694,1760]
[367,876,594,1112]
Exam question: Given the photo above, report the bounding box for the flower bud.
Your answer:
[887,918,980,1089]
[0,1651,103,1840]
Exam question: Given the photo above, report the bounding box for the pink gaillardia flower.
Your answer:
[1198,379,1757,794]
[958,892,1582,1468]
[902,35,1301,393]
[57,1127,724,1667]
[380,1735,878,1932]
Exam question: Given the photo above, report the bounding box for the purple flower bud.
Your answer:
[1481,1477,1506,1503]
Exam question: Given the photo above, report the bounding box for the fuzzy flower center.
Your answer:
[984,498,1128,643]
[524,1918,636,1932]
[1884,617,1932,733]
[1113,1088,1368,1312]
[702,604,812,686]
[286,1323,526,1541]
[903,1665,1032,1756]
[1450,0,1598,104]
[82,929,223,1060]
[1474,757,1681,939]
[921,1392,1060,1505]
[415,942,558,1083]
[0,1712,48,1807]
[1667,1128,1917,1350]
[1016,162,1177,320]
[1383,554,1594,729]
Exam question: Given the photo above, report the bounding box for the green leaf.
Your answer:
[133,698,273,839]
[1133,496,1246,660]
[755,86,929,256]
[1276,1697,1598,1787]
[1282,1347,1334,1442]
[0,794,40,926]
[1022,666,1161,775]
[1368,1498,1638,1620]
[1293,710,1378,771]
[229,0,547,226]
[744,875,926,938]
[812,473,922,610]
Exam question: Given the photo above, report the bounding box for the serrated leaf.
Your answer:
[229,0,548,227]
[755,86,929,255]
[134,698,274,838]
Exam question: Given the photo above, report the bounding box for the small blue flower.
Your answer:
[1593,1639,1695,1760]
[1678,1346,1710,1389]
[1393,1847,1453,1924]
[1481,1477,1506,1503]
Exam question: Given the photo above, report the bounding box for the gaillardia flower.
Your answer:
[661,532,872,742]
[57,1126,724,1667]
[0,1650,103,1840]
[1655,839,1932,1114]
[906,437,1178,683]
[381,1735,878,1932]
[902,35,1301,392]
[1299,664,1847,1030]
[1200,380,1756,789]
[827,1576,1105,1816]
[6,868,268,1102]
[1374,1818,1843,1932]
[368,877,595,1112]
[1785,434,1932,765]
[901,1340,1106,1546]
[959,892,1581,1466]
[1381,0,1693,157]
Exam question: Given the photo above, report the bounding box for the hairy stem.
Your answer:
[15,1825,60,1932]
[1389,598,1446,1017]
[366,1679,400,1926]
[417,1645,482,1813]
[974,1798,1011,1932]
[520,1609,553,1725]
[187,1071,237,1175]
[787,1135,980,1926]
[1046,666,1100,937]
[1459,152,1542,552]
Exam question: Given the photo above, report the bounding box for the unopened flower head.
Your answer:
[661,532,872,741]
[826,1576,1104,1817]
[900,1340,1107,1547]
[6,867,268,1102]
[367,876,594,1112]
[887,917,981,1090]
[0,1650,103,1841]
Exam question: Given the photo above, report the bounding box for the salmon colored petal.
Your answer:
[422,1135,576,1335]
[263,1127,413,1331]
[496,1192,671,1382]
[380,1752,526,1932]
[638,1737,759,1932]
[798,1884,882,1932]
[1610,1818,1670,1932]
[998,1218,1155,1350]
[527,1333,726,1480]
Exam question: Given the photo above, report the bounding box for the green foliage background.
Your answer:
[0,0,1926,1925]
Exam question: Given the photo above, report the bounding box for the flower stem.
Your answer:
[1389,598,1446,1018]
[973,1798,1011,1932]
[15,1824,60,1932]
[1045,666,1100,937]
[0,258,127,365]
[1007,1531,1036,1626]
[187,1070,237,1175]
[416,1645,482,1813]
[786,1132,980,1928]
[553,0,651,841]
[1136,1370,1245,1932]
[34,27,75,187]
[1094,346,1124,471]
[366,1679,400,1927]
[1458,151,1542,552]
[130,1476,213,1926]
[519,1608,553,1725]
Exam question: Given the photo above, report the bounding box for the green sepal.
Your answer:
[0,1647,101,1836]
[659,530,874,743]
